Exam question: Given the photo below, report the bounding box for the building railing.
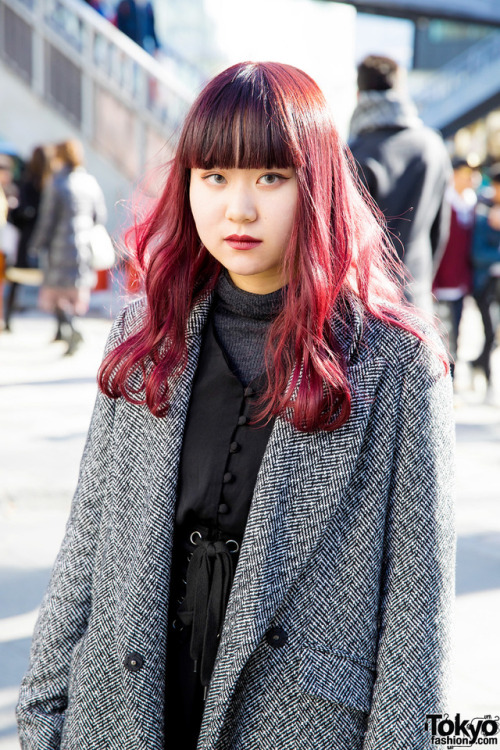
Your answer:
[411,31,500,129]
[0,0,194,179]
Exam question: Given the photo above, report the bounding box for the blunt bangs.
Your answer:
[178,65,295,170]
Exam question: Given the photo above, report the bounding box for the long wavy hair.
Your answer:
[99,61,437,432]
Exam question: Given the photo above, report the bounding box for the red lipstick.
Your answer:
[224,234,262,250]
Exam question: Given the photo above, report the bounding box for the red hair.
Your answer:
[99,61,440,431]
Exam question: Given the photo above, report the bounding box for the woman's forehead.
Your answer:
[190,165,294,173]
[181,104,295,170]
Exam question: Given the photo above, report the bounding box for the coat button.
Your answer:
[237,415,248,426]
[266,626,288,648]
[244,386,254,397]
[124,652,144,672]
[229,441,240,453]
[223,472,233,483]
[218,503,229,515]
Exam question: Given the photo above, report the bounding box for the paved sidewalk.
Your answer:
[0,296,499,747]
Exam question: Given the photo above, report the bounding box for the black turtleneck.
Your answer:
[212,270,285,385]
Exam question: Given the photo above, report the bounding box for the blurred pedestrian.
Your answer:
[349,55,452,313]
[470,163,500,383]
[17,62,454,750]
[0,182,7,329]
[0,153,19,330]
[29,139,107,355]
[433,156,476,367]
[115,0,159,54]
[4,145,54,332]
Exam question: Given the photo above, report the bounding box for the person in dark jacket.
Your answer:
[470,163,500,383]
[115,0,159,54]
[4,145,54,331]
[349,55,452,313]
[432,156,476,367]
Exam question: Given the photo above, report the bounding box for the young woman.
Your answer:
[17,62,455,750]
[4,144,54,332]
[30,139,107,354]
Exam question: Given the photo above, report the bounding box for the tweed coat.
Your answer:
[17,293,455,750]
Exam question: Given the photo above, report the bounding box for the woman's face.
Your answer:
[189,166,298,294]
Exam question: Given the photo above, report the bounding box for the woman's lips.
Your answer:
[224,234,262,251]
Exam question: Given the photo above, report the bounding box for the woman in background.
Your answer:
[18,62,455,749]
[4,144,54,332]
[432,156,476,371]
[29,139,107,355]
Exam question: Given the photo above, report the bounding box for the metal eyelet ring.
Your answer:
[226,539,240,553]
[190,530,202,545]
[187,553,193,562]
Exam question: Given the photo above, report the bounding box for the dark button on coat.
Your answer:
[124,653,144,672]
[266,626,288,648]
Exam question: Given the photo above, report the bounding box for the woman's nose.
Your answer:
[225,187,257,223]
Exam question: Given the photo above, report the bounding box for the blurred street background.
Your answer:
[1,0,500,746]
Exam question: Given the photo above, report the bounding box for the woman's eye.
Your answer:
[258,173,283,186]
[204,173,226,185]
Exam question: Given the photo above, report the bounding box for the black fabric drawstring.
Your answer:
[177,539,234,687]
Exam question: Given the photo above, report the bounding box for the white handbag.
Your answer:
[89,224,116,271]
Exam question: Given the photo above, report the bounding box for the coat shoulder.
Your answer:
[357,308,447,384]
[121,296,147,336]
[104,296,147,354]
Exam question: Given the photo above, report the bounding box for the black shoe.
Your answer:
[469,354,491,382]
[64,330,84,356]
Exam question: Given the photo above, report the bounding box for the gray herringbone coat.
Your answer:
[17,295,455,750]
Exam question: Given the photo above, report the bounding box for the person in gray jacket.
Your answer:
[30,139,107,354]
[349,55,452,313]
[17,62,455,750]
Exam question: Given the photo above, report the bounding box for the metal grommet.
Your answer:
[226,539,240,553]
[187,553,193,562]
[172,619,184,632]
[177,596,184,604]
[190,530,202,545]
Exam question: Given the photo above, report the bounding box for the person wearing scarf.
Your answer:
[349,55,452,314]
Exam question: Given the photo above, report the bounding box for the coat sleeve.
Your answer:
[28,180,59,257]
[92,179,107,227]
[16,308,127,750]
[430,148,452,260]
[363,343,456,749]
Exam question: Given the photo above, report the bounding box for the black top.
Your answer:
[175,315,275,536]
[165,278,284,746]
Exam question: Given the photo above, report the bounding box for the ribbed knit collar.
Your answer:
[215,270,285,321]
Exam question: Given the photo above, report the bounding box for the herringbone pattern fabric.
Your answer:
[17,296,455,750]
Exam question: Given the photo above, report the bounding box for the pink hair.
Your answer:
[99,61,442,431]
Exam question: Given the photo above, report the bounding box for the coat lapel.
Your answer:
[202,355,386,745]
[114,294,213,743]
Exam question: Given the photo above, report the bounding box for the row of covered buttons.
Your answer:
[218,386,255,516]
[124,625,287,672]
